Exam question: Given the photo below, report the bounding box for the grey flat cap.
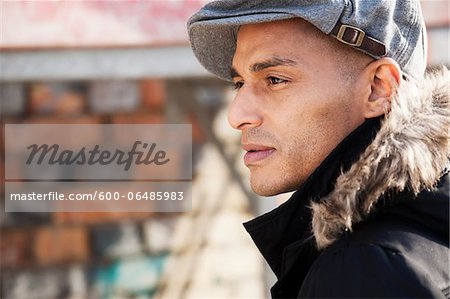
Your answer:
[188,0,427,81]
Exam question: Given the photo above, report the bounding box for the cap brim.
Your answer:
[188,13,295,81]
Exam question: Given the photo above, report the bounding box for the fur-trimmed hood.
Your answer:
[311,67,450,250]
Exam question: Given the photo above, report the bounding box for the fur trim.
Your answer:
[311,67,450,250]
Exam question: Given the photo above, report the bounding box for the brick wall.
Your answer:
[0,78,221,299]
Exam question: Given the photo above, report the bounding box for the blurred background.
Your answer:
[0,1,448,299]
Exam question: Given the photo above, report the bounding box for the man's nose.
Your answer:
[227,86,263,130]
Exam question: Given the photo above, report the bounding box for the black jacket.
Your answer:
[244,69,450,298]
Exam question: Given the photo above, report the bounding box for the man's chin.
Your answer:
[250,180,296,197]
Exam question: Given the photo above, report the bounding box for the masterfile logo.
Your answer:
[5,124,192,180]
[26,141,170,171]
[4,124,193,213]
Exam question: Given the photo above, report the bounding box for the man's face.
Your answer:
[228,19,367,196]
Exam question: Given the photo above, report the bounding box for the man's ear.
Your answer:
[364,58,401,118]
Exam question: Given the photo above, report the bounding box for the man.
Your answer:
[188,1,449,298]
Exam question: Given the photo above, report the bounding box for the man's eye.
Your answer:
[268,76,287,85]
[233,81,244,90]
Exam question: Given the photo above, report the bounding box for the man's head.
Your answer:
[228,18,400,195]
[188,0,426,195]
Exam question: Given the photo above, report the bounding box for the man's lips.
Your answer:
[242,144,276,165]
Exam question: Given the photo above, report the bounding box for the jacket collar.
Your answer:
[244,67,450,272]
[311,67,450,249]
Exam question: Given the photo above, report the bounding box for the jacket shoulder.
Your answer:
[298,240,448,298]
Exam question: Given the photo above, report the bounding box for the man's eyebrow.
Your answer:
[251,57,297,72]
[230,57,297,78]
